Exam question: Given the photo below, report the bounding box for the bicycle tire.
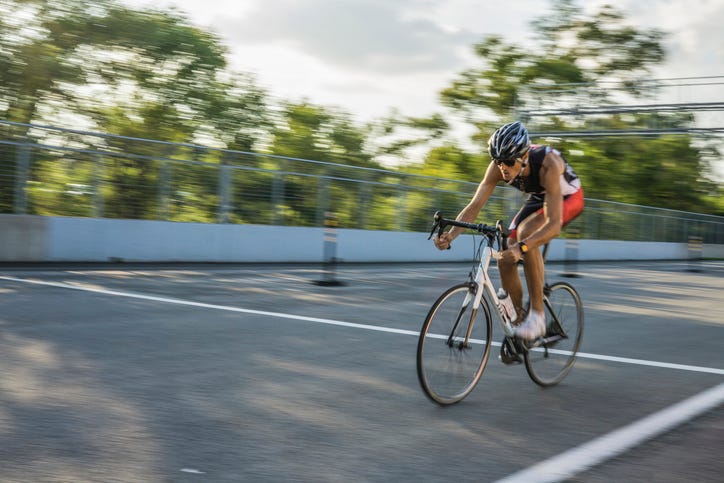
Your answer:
[524,281,584,387]
[417,283,493,405]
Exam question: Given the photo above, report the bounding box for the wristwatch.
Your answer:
[518,241,529,254]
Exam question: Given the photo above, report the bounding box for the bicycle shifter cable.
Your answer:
[468,234,481,283]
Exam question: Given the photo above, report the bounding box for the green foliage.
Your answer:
[270,102,373,167]
[262,102,384,227]
[441,1,665,124]
[0,0,721,230]
[434,0,720,216]
[402,145,485,184]
[0,0,273,220]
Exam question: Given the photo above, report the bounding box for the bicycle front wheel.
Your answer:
[524,281,584,387]
[417,283,493,405]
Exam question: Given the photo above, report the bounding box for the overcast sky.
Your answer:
[118,0,723,119]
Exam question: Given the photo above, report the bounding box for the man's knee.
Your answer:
[498,256,517,270]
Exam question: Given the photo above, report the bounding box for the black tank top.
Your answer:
[508,145,580,196]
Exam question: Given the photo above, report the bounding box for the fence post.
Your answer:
[157,158,171,221]
[313,212,345,286]
[396,185,408,231]
[316,174,329,227]
[92,153,105,218]
[14,144,30,214]
[218,155,232,224]
[358,181,372,229]
[271,165,285,226]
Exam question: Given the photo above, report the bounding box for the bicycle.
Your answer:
[416,211,584,405]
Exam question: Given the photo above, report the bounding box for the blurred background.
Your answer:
[1,0,723,242]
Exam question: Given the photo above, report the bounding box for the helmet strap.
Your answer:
[519,151,530,170]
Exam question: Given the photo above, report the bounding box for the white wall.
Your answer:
[0,215,721,263]
[46,217,324,263]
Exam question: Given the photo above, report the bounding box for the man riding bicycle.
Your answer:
[433,121,584,341]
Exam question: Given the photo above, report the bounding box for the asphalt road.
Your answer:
[0,260,722,482]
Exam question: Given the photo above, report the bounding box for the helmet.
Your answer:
[487,121,530,162]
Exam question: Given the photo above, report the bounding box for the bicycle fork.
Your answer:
[446,301,478,350]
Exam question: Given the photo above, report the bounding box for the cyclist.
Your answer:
[433,121,584,340]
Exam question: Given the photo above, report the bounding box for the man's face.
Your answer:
[496,153,526,182]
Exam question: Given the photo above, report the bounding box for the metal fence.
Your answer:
[1,120,723,243]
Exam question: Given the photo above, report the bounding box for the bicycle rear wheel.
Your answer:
[524,281,583,387]
[417,283,493,405]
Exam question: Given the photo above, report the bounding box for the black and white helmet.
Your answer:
[487,121,530,162]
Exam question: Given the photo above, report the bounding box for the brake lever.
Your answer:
[428,211,451,249]
[427,222,438,240]
[427,211,442,240]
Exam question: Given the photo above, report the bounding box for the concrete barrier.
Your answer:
[45,217,323,263]
[0,215,720,263]
[0,215,47,261]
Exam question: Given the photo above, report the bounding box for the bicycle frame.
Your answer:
[465,239,517,338]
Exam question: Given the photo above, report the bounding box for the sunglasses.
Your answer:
[494,157,520,167]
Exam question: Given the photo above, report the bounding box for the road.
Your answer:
[0,260,722,482]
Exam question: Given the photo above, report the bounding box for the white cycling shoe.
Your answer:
[514,310,546,341]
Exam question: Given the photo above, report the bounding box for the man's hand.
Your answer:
[500,243,523,263]
[433,232,454,250]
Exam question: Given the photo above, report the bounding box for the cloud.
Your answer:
[216,0,478,74]
[583,0,724,77]
[660,1,724,75]
[125,0,723,130]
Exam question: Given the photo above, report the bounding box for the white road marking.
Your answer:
[180,468,206,474]
[495,381,724,483]
[1,275,722,376]
[0,275,420,336]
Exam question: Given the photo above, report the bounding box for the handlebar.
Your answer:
[428,211,509,249]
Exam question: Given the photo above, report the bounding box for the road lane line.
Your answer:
[496,381,724,483]
[0,275,420,336]
[180,468,206,474]
[1,275,723,375]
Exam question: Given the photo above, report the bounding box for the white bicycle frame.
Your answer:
[463,243,517,337]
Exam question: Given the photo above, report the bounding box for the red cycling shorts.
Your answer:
[508,188,584,240]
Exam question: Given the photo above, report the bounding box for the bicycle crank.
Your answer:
[499,337,522,365]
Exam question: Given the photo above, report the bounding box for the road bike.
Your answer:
[416,212,584,405]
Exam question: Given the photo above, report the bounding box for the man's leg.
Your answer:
[502,200,542,316]
[498,238,524,315]
[510,213,550,340]
[517,213,546,313]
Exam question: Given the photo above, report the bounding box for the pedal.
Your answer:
[499,338,522,365]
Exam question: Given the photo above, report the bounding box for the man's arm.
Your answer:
[521,151,565,249]
[434,161,501,250]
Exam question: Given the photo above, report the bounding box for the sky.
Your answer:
[117,0,723,118]
[119,0,724,176]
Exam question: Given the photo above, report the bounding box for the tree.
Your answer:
[0,0,274,219]
[252,101,383,226]
[0,0,227,128]
[435,0,720,214]
[371,112,450,164]
[440,0,665,126]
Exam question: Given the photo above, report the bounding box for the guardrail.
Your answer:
[1,120,722,243]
